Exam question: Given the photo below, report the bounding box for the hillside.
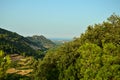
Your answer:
[0,28,54,56]
[6,55,33,76]
[0,28,35,56]
[26,35,55,49]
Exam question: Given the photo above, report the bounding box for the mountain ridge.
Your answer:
[0,28,55,57]
[26,35,55,49]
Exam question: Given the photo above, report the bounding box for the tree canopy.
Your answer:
[32,14,120,80]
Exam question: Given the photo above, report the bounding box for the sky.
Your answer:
[0,0,120,39]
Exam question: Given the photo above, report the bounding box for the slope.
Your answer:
[26,35,55,49]
[0,28,46,56]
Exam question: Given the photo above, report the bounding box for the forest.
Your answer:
[0,14,120,80]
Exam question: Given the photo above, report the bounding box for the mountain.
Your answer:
[0,28,54,56]
[26,35,55,49]
[0,28,35,56]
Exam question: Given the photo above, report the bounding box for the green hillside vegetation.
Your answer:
[0,28,55,58]
[32,14,120,80]
[26,35,55,49]
[0,50,11,79]
[0,28,37,56]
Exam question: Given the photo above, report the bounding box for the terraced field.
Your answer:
[6,54,33,76]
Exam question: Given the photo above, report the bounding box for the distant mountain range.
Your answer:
[0,28,55,56]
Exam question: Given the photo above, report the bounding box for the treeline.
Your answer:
[32,14,120,80]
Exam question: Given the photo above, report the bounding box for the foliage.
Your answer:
[5,73,31,80]
[0,28,37,56]
[32,14,120,80]
[0,50,11,79]
[26,35,55,49]
[0,28,55,58]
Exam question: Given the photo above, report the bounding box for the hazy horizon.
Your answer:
[0,0,120,38]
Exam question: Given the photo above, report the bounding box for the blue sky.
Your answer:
[0,0,120,38]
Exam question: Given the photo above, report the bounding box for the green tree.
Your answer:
[0,50,11,79]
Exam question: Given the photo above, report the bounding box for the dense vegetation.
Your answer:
[0,28,35,55]
[0,50,11,79]
[26,35,55,49]
[0,14,120,80]
[32,14,120,80]
[0,28,55,57]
